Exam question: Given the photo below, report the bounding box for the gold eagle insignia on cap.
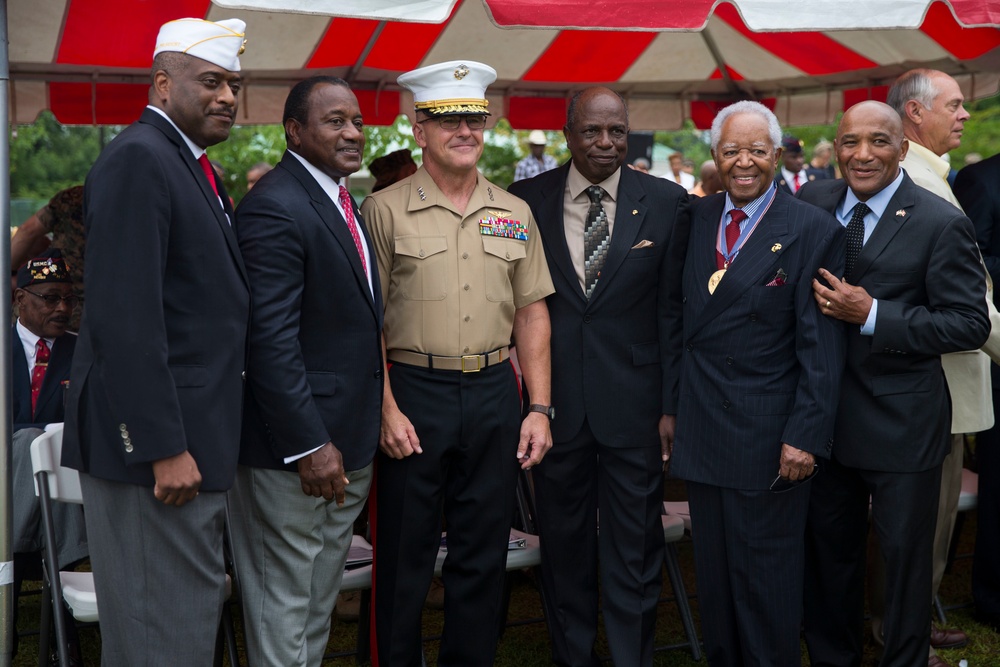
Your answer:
[454,64,469,80]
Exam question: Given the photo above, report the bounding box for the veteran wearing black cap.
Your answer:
[61,17,250,664]
[10,250,87,660]
[362,60,555,665]
[776,136,812,195]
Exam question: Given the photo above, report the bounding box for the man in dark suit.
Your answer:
[800,101,990,667]
[61,18,250,664]
[775,135,821,195]
[10,250,87,661]
[953,153,1000,634]
[229,76,383,667]
[669,100,846,666]
[509,87,689,666]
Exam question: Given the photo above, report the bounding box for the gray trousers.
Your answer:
[79,473,228,667]
[229,462,373,667]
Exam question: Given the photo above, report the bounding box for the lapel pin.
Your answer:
[771,243,782,253]
[896,209,906,217]
[632,209,638,215]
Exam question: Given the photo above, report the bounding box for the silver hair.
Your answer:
[710,100,782,151]
[886,69,940,116]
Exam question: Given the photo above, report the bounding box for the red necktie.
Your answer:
[31,339,50,414]
[198,154,220,199]
[338,186,367,276]
[717,209,747,269]
[793,172,801,192]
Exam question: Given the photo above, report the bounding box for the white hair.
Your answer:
[709,101,782,151]
[887,69,940,116]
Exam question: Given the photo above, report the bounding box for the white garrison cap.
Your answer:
[398,60,497,116]
[154,18,247,72]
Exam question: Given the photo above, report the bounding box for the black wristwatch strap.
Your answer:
[528,403,555,421]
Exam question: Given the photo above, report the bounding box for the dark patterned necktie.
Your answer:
[583,185,610,298]
[845,202,870,278]
[31,339,50,414]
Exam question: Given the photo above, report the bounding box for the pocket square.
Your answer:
[765,268,787,287]
[631,240,655,249]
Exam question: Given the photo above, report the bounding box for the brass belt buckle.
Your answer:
[461,355,482,373]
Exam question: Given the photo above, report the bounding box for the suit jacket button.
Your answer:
[682,296,687,304]
[749,314,758,321]
[121,430,130,439]
[124,442,133,453]
[374,369,383,379]
[241,371,247,381]
[584,315,592,323]
[686,344,693,352]
[722,400,731,409]
[726,356,734,365]
[119,423,127,432]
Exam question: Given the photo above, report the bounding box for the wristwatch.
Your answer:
[528,404,555,421]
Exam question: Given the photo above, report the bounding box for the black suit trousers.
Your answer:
[533,419,664,667]
[803,457,940,667]
[373,361,520,667]
[686,480,810,667]
[973,369,1000,616]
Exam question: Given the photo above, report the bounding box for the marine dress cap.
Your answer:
[154,18,247,72]
[398,60,497,116]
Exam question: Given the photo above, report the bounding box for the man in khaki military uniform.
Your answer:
[361,60,555,666]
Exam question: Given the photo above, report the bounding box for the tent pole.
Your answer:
[0,0,13,660]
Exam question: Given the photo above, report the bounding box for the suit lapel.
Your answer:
[536,167,586,303]
[690,195,797,334]
[850,178,915,282]
[281,154,377,316]
[11,326,31,422]
[589,168,644,302]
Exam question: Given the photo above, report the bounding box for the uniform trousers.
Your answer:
[804,457,941,667]
[532,418,664,667]
[79,473,228,667]
[229,462,373,667]
[373,360,521,667]
[686,479,810,667]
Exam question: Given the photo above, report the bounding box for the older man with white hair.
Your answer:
[669,100,845,666]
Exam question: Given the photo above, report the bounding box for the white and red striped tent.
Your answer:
[9,0,1000,129]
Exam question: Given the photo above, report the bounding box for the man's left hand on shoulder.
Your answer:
[813,268,873,325]
[517,412,552,470]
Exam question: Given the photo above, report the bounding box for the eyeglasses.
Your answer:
[419,115,487,131]
[769,465,819,494]
[22,289,82,309]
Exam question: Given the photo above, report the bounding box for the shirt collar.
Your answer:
[567,161,621,202]
[287,149,345,204]
[723,183,776,220]
[840,168,905,222]
[905,141,951,181]
[146,105,205,160]
[16,319,54,349]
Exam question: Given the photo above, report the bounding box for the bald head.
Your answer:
[835,101,908,201]
[699,160,721,195]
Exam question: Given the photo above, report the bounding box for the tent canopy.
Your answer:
[10,0,1000,129]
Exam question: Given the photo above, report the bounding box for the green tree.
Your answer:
[9,112,113,200]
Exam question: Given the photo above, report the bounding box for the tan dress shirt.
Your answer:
[563,163,621,292]
[362,166,554,357]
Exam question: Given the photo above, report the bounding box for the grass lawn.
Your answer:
[13,480,1000,666]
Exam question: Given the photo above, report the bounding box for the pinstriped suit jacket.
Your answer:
[670,190,846,490]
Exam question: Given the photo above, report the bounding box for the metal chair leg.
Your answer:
[664,542,702,661]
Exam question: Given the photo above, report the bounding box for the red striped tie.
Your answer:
[339,186,367,276]
[31,339,50,414]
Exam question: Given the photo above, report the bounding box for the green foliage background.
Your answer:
[9,95,1000,220]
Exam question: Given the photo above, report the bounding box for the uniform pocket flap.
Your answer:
[395,235,448,260]
[482,235,527,262]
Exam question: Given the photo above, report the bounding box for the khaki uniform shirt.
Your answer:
[362,166,554,357]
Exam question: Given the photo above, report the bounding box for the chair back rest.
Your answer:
[30,424,83,504]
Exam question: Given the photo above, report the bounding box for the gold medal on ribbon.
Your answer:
[708,269,726,295]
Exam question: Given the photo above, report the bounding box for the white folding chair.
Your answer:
[30,425,96,667]
[31,425,241,667]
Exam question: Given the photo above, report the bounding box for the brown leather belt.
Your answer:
[387,347,510,373]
